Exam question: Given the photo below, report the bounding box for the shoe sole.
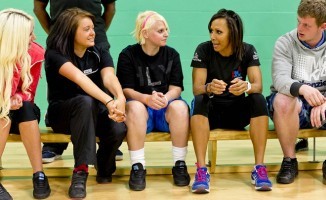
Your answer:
[96,177,112,184]
[175,182,190,186]
[129,185,145,191]
[296,147,308,152]
[115,155,123,161]
[129,183,145,191]
[191,187,210,194]
[251,180,272,191]
[33,190,51,199]
[173,175,190,186]
[42,155,61,164]
[276,175,297,184]
[255,185,272,191]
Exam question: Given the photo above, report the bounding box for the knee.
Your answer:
[77,95,96,109]
[190,114,208,127]
[116,122,127,139]
[167,100,189,118]
[248,93,268,116]
[17,102,40,122]
[100,122,127,143]
[249,93,266,105]
[273,94,297,114]
[73,95,97,115]
[126,101,147,120]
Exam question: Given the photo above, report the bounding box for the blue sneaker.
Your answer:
[42,151,61,164]
[191,164,210,194]
[251,165,272,191]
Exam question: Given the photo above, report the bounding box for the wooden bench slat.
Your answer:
[7,127,326,174]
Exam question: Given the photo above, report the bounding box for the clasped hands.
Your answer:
[146,91,168,110]
[207,78,249,96]
[106,99,126,123]
[301,85,326,128]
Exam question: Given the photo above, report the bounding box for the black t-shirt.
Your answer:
[45,46,113,103]
[36,0,116,46]
[191,41,260,103]
[117,44,184,95]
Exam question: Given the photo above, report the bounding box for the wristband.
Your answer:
[245,81,251,92]
[105,99,114,106]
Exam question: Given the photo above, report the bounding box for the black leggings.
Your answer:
[9,101,40,134]
[191,93,268,130]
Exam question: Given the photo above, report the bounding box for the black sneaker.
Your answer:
[276,157,298,184]
[0,183,12,200]
[129,163,146,191]
[68,171,88,199]
[322,160,326,184]
[96,175,112,184]
[172,160,190,186]
[33,171,51,199]
[295,138,308,152]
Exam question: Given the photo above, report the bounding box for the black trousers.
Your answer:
[45,95,126,176]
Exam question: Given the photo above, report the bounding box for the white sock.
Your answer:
[129,148,145,168]
[172,146,188,164]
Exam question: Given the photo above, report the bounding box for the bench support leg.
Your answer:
[208,140,217,174]
[309,137,319,163]
[313,137,316,162]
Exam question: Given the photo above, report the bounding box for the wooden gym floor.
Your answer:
[1,138,326,199]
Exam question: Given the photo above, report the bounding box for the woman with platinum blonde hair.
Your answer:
[117,10,190,191]
[0,8,51,199]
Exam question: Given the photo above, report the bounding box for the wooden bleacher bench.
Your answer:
[5,127,326,174]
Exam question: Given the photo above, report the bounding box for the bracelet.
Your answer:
[205,83,210,94]
[245,81,251,92]
[205,83,214,98]
[105,99,114,106]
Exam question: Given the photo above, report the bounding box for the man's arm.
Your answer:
[102,1,116,31]
[33,0,51,34]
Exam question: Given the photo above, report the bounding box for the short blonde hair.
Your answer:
[0,8,33,122]
[133,10,169,45]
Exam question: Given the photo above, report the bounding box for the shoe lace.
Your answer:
[72,172,87,188]
[133,169,145,178]
[35,175,47,189]
[174,165,187,175]
[280,160,292,174]
[256,166,268,180]
[195,163,207,182]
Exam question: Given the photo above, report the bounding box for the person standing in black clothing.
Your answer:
[33,0,125,163]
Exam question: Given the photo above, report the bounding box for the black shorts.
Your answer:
[9,101,40,134]
[191,93,268,130]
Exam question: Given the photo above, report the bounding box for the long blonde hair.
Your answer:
[0,8,33,122]
[132,10,169,45]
